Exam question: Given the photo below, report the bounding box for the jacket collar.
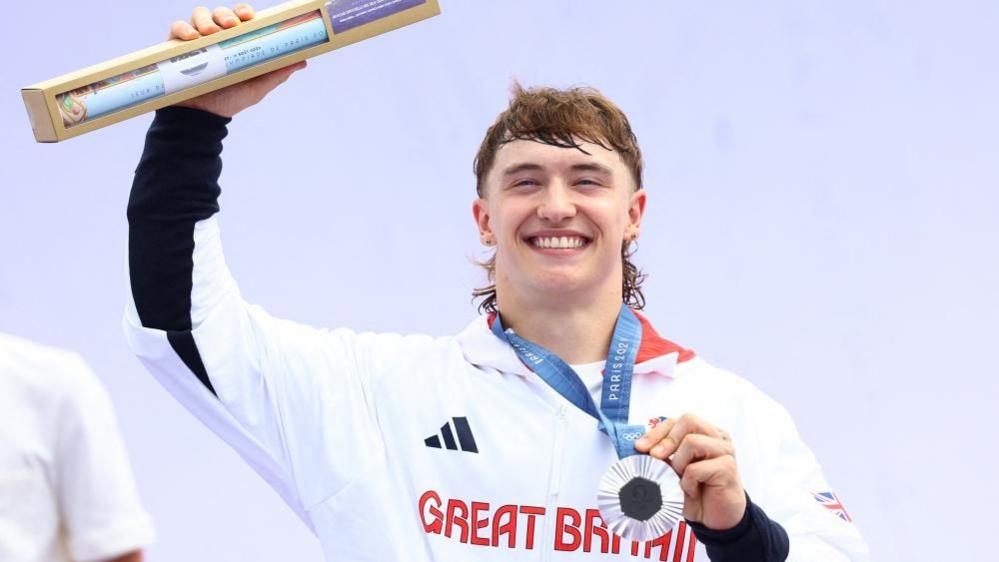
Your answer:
[454,310,696,379]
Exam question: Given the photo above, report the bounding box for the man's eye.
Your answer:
[514,179,539,187]
[576,178,601,187]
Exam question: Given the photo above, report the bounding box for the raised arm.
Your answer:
[124,5,384,525]
[128,4,305,356]
[127,3,305,401]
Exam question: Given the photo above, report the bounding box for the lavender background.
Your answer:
[3,1,997,560]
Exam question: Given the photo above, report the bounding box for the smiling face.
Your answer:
[473,138,646,308]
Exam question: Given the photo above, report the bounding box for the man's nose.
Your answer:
[537,182,577,223]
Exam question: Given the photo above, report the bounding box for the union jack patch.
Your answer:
[648,416,668,429]
[813,491,852,522]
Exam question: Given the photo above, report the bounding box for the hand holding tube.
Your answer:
[171,4,308,118]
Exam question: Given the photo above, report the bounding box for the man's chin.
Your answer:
[528,272,593,298]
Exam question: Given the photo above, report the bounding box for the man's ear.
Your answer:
[628,189,647,238]
[472,198,494,245]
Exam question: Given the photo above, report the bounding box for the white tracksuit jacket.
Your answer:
[124,107,870,562]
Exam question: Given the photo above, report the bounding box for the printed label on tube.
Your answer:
[155,45,228,95]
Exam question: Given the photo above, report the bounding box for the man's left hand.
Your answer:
[634,413,746,531]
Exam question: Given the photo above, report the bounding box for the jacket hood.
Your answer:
[454,310,696,379]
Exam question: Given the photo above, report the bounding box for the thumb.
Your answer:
[250,61,308,93]
[681,485,701,521]
[680,467,703,521]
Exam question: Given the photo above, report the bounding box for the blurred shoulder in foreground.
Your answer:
[0,332,154,562]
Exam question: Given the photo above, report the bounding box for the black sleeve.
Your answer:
[686,494,790,562]
[127,106,232,395]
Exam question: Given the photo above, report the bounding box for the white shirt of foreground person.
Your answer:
[0,333,155,562]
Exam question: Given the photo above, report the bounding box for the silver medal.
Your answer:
[597,455,684,541]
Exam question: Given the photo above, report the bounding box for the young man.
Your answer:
[125,5,869,560]
[0,333,155,562]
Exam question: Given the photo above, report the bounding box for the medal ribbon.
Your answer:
[491,303,645,459]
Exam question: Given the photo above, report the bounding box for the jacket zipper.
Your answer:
[540,404,567,561]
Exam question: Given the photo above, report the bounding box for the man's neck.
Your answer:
[496,290,623,364]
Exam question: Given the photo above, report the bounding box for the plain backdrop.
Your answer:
[3,1,997,560]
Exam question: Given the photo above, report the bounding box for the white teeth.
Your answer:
[532,236,586,249]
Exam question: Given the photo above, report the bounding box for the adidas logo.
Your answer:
[425,416,478,453]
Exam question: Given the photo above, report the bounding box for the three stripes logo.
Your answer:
[425,416,478,453]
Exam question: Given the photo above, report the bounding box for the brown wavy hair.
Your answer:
[472,83,647,314]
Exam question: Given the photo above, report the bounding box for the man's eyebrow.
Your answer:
[569,163,613,175]
[501,162,546,176]
[501,162,613,176]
